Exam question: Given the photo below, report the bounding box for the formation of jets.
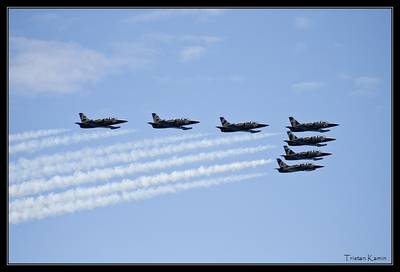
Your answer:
[75,113,269,133]
[276,117,338,173]
[75,113,338,174]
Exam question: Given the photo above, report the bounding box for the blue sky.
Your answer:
[8,8,391,263]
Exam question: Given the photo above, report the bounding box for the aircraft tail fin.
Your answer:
[220,117,230,126]
[284,145,295,155]
[152,113,161,123]
[287,131,297,141]
[79,113,89,122]
[289,117,300,127]
[276,158,288,168]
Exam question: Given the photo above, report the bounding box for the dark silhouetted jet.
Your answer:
[216,117,268,133]
[284,131,335,147]
[148,113,200,130]
[276,158,324,173]
[281,146,331,161]
[75,113,127,129]
[286,117,339,133]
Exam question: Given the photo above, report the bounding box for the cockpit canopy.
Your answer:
[172,118,189,123]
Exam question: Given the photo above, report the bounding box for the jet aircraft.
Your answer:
[286,117,338,133]
[281,146,331,161]
[284,131,335,147]
[216,117,268,133]
[148,113,200,130]
[276,158,324,173]
[75,113,127,129]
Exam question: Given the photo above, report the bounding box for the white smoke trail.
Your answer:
[10,133,207,179]
[10,159,272,220]
[10,133,275,183]
[10,145,275,197]
[9,128,71,143]
[9,129,135,155]
[10,173,266,224]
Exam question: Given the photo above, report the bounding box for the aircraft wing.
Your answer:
[248,129,261,133]
[105,125,121,130]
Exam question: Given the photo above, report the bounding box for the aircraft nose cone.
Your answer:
[192,121,200,124]
[315,165,324,168]
[120,120,128,123]
[326,138,336,142]
[322,152,332,156]
[330,123,339,127]
[259,124,269,128]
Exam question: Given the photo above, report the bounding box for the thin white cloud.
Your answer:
[10,160,270,224]
[294,41,309,53]
[29,13,75,32]
[338,73,353,80]
[123,10,176,23]
[9,128,70,143]
[228,75,245,83]
[10,173,264,225]
[351,76,380,96]
[294,16,312,30]
[140,33,223,46]
[180,35,222,44]
[10,133,275,183]
[139,32,176,44]
[10,34,222,95]
[10,37,115,95]
[9,129,134,155]
[109,41,157,70]
[154,74,243,84]
[30,13,61,22]
[9,36,157,95]
[10,145,274,197]
[332,42,344,48]
[154,74,217,83]
[180,46,206,62]
[123,9,224,24]
[291,81,325,93]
